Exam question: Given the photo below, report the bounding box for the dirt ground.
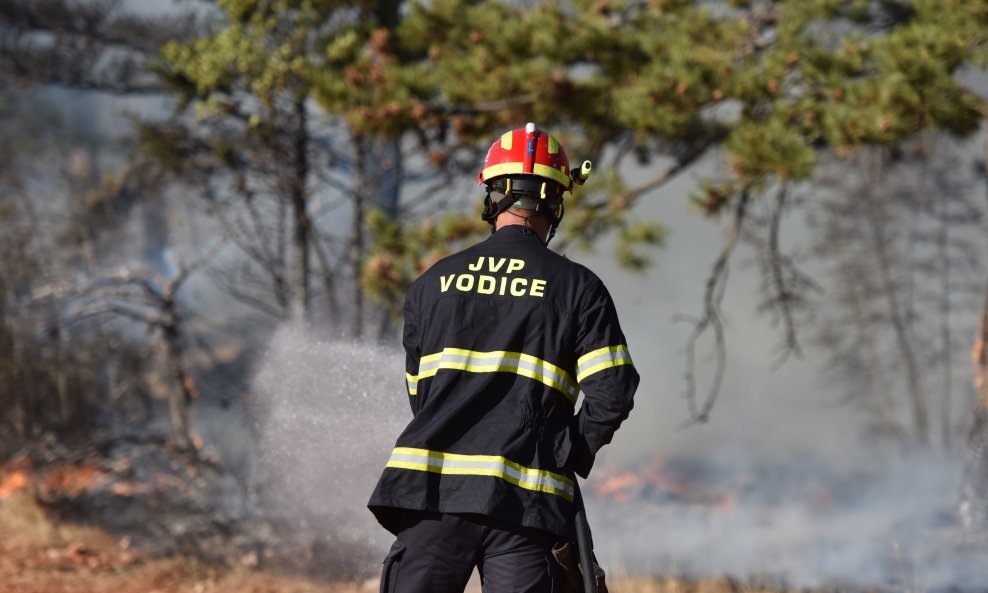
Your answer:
[0,492,369,593]
[0,492,828,593]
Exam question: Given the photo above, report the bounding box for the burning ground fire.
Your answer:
[0,452,193,503]
[0,456,111,501]
[590,453,834,512]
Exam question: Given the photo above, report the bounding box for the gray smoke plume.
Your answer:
[249,324,411,575]
[584,451,988,591]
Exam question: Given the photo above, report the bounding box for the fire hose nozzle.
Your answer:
[571,160,592,186]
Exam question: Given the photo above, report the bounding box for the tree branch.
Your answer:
[584,130,727,212]
[758,183,822,368]
[675,189,751,427]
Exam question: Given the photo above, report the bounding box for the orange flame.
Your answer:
[40,465,109,497]
[0,469,29,499]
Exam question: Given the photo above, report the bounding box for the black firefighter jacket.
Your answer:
[368,224,640,539]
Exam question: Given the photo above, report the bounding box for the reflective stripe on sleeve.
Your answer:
[385,447,575,501]
[405,372,418,395]
[576,345,633,383]
[409,348,578,404]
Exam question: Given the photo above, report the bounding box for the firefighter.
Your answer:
[368,123,640,593]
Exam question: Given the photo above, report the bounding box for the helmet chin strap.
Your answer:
[546,202,564,246]
[482,189,564,247]
[482,177,565,246]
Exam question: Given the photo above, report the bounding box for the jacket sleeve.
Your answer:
[566,279,639,478]
[402,289,421,414]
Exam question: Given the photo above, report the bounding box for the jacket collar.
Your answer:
[487,224,546,245]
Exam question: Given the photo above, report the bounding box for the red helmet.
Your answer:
[478,123,573,192]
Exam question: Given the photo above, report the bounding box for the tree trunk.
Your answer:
[375,138,401,340]
[161,301,196,453]
[308,227,342,331]
[0,265,17,438]
[843,262,905,441]
[349,136,401,339]
[289,98,311,323]
[958,126,988,530]
[959,285,988,530]
[350,135,368,339]
[0,264,30,439]
[53,324,73,429]
[862,151,928,444]
[936,179,953,451]
[0,265,8,365]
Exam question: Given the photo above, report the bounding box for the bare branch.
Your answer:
[758,183,822,368]
[860,150,929,444]
[90,271,164,302]
[676,189,751,427]
[767,185,799,361]
[167,237,229,297]
[207,262,286,319]
[0,0,203,93]
[66,301,159,326]
[0,0,201,54]
[841,260,908,441]
[584,130,727,212]
[306,225,342,326]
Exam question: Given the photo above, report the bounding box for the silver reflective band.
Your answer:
[576,345,633,383]
[385,447,575,501]
[409,348,578,403]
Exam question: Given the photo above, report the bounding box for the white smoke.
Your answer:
[584,451,987,591]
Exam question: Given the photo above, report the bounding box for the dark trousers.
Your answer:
[379,512,558,593]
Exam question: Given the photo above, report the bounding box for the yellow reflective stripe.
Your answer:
[413,348,578,403]
[576,345,633,383]
[577,359,632,382]
[482,162,571,189]
[500,131,513,150]
[386,447,574,501]
[532,163,571,187]
[482,162,523,180]
[405,351,442,394]
[547,134,559,154]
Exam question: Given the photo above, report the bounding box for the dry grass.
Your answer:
[0,493,849,593]
[0,490,117,550]
[610,576,739,593]
[608,576,793,593]
[0,493,372,593]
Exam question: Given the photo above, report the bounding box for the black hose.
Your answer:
[574,485,596,593]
